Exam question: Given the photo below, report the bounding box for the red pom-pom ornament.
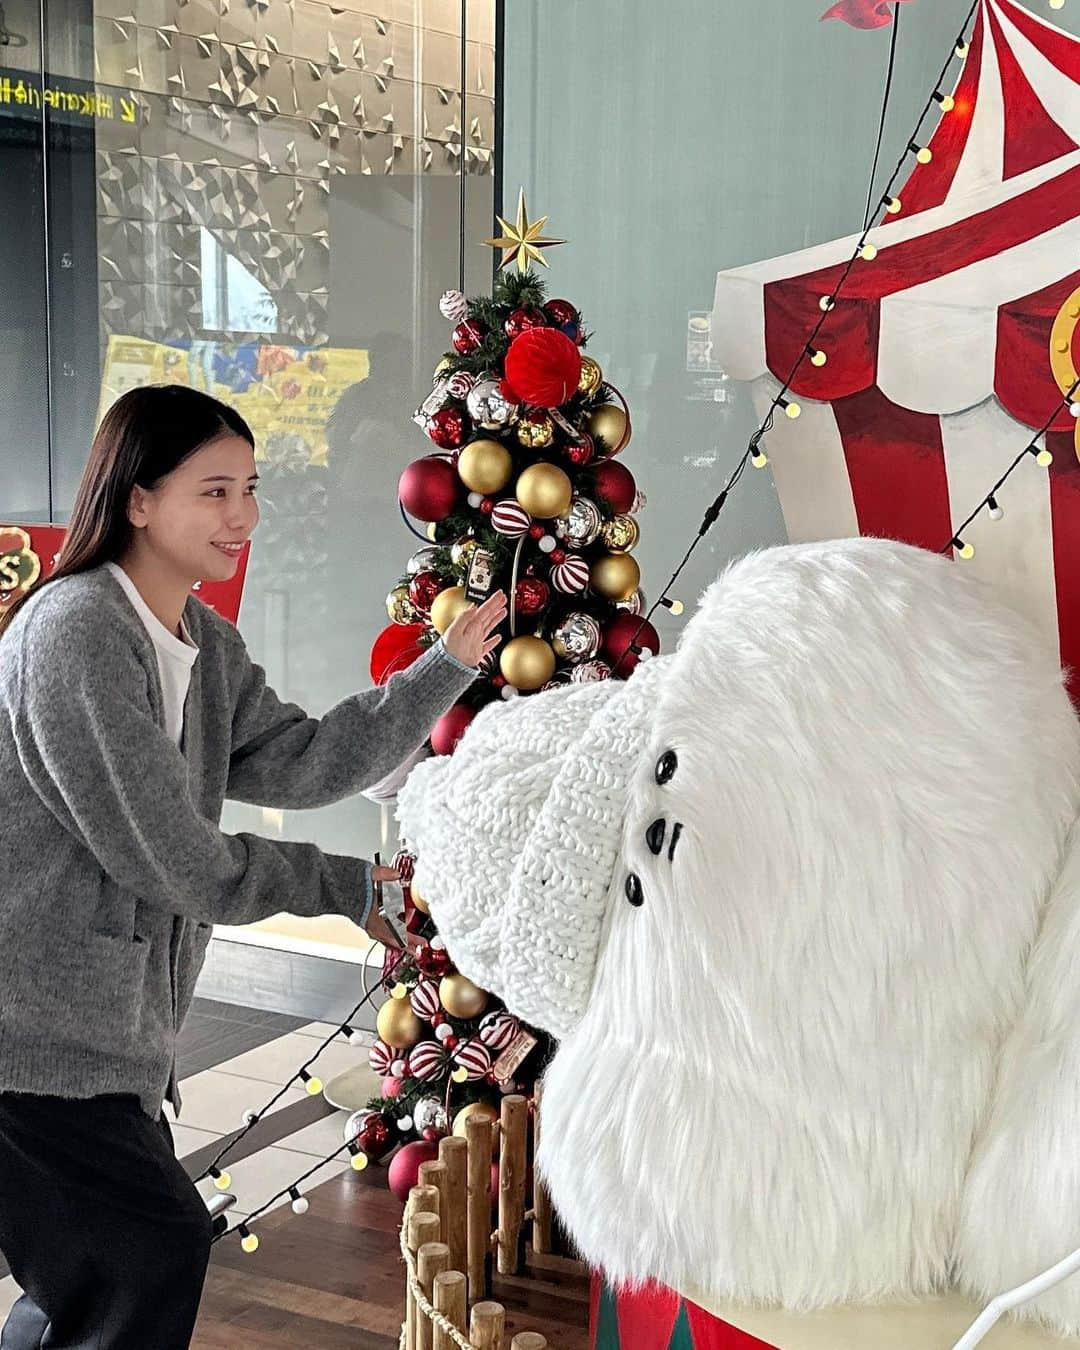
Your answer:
[504,328,583,409]
[369,623,427,685]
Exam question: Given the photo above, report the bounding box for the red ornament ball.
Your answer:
[504,328,583,409]
[444,1035,459,1051]
[492,675,507,688]
[399,456,460,522]
[544,298,580,335]
[528,523,545,541]
[479,497,495,515]
[430,704,476,756]
[388,1141,441,1202]
[408,570,447,614]
[415,944,454,979]
[451,319,486,354]
[504,307,547,341]
[381,1076,405,1100]
[426,406,468,449]
[549,548,567,565]
[602,613,661,679]
[591,459,637,515]
[422,1127,441,1143]
[355,1112,394,1161]
[369,623,426,686]
[564,434,594,468]
[514,576,550,618]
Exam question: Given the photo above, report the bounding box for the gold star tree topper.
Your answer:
[484,189,565,273]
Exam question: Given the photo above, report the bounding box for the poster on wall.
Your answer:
[0,524,249,625]
[98,336,370,469]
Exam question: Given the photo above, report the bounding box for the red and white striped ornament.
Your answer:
[408,1041,449,1082]
[451,1040,493,1082]
[479,1009,520,1052]
[446,371,476,400]
[369,1040,395,1076]
[391,849,416,885]
[550,556,590,594]
[491,500,532,538]
[439,289,468,323]
[410,980,442,1022]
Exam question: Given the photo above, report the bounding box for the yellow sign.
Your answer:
[98,336,371,469]
[1050,286,1080,462]
[0,71,133,123]
[0,527,41,602]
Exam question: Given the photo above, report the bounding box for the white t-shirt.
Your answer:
[105,562,199,747]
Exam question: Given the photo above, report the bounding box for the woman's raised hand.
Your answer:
[442,590,508,668]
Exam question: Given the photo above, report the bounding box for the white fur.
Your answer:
[402,538,1080,1333]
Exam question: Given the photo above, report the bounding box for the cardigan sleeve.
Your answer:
[223,628,476,809]
[11,603,377,929]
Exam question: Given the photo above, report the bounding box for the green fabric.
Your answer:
[594,1281,621,1349]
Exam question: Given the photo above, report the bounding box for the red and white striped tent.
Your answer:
[710,0,1080,693]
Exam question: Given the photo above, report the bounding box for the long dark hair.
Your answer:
[0,384,254,640]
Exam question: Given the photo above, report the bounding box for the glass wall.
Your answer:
[502,0,1080,647]
[1,0,496,953]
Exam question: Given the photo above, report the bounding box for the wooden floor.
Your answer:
[193,1135,590,1350]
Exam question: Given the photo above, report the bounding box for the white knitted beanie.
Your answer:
[396,655,670,1037]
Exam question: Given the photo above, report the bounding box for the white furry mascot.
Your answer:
[397,538,1080,1348]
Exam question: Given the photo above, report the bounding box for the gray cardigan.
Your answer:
[0,566,476,1118]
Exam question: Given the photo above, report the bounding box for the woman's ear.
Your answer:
[127,485,149,529]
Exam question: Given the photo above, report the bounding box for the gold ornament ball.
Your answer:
[578,355,603,397]
[410,878,430,915]
[434,356,453,377]
[376,996,423,1050]
[515,463,573,519]
[439,973,490,1020]
[426,521,440,542]
[590,552,641,602]
[452,1101,501,1155]
[458,439,514,495]
[386,585,420,625]
[500,635,557,690]
[450,537,479,569]
[586,403,631,454]
[430,585,471,635]
[516,414,554,449]
[601,514,641,552]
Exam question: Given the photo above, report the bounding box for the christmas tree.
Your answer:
[354,195,656,1189]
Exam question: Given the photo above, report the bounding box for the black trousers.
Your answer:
[0,1092,211,1349]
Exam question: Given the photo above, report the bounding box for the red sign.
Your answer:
[0,525,250,625]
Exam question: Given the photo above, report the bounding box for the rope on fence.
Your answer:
[399,1210,474,1350]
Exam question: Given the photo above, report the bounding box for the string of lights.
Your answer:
[624,0,982,648]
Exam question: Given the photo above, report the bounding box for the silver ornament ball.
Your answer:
[554,496,602,549]
[406,546,443,576]
[466,376,519,431]
[551,612,602,664]
[412,1096,450,1137]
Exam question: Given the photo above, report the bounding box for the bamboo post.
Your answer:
[407,1212,441,1350]
[418,1160,449,1244]
[410,1183,442,1228]
[498,1094,528,1275]
[531,1083,553,1256]
[439,1135,469,1279]
[510,1335,547,1350]
[466,1114,494,1302]
[433,1269,467,1350]
[416,1242,450,1350]
[469,1301,506,1349]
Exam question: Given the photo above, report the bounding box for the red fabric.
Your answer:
[1047,430,1080,706]
[831,388,952,550]
[995,270,1080,435]
[989,5,1077,181]
[685,1302,780,1349]
[771,162,1080,407]
[994,0,1080,84]
[820,0,916,29]
[369,622,428,685]
[892,9,985,219]
[0,525,248,625]
[615,1283,682,1350]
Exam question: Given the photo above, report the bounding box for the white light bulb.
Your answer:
[819,296,835,313]
[291,1195,310,1215]
[810,348,828,367]
[885,196,902,215]
[397,1115,414,1132]
[988,501,1004,522]
[784,400,802,420]
[1050,0,1065,10]
[1036,447,1054,468]
[916,145,933,165]
[751,450,769,469]
[242,1109,258,1126]
[860,242,878,261]
[957,540,975,560]
[1070,401,1080,419]
[956,39,970,57]
[348,1030,365,1047]
[936,92,955,112]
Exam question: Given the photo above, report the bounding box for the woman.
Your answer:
[0,384,505,1349]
